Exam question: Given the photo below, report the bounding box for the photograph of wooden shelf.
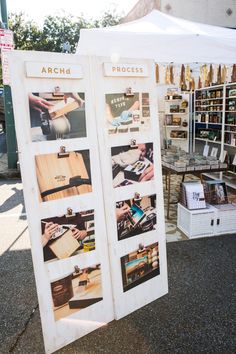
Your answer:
[165,112,187,115]
[195,122,222,125]
[195,138,221,144]
[225,124,236,126]
[195,98,223,101]
[224,143,236,147]
[165,125,181,127]
[226,96,236,99]
[170,138,187,140]
[195,111,223,113]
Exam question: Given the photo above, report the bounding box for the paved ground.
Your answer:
[0,179,235,354]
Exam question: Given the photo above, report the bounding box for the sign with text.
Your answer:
[103,62,148,77]
[25,62,83,79]
[0,29,14,49]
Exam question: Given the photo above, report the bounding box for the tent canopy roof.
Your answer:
[77,10,236,63]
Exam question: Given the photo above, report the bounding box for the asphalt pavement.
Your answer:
[0,178,235,354]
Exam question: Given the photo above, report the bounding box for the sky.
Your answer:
[7,0,138,24]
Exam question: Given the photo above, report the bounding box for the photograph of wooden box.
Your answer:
[35,149,92,202]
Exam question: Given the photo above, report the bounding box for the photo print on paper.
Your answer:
[120,242,160,292]
[111,142,154,188]
[35,149,92,202]
[29,91,86,142]
[106,92,150,134]
[41,209,95,263]
[50,264,103,321]
[116,194,156,240]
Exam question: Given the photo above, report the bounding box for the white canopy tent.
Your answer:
[77,10,236,63]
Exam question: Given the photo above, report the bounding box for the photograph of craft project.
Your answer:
[50,264,102,321]
[106,92,150,134]
[29,91,86,141]
[41,208,95,262]
[111,142,154,188]
[116,194,156,240]
[35,148,92,202]
[205,180,228,205]
[120,242,160,292]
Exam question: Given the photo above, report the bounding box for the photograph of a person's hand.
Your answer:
[139,164,154,182]
[64,93,84,108]
[71,228,87,240]
[29,94,54,113]
[116,203,130,222]
[42,222,59,246]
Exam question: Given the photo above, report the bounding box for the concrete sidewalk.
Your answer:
[0,179,235,354]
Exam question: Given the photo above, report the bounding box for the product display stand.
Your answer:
[92,57,168,319]
[8,52,168,352]
[178,203,236,238]
[8,51,114,354]
[164,93,190,152]
[193,83,236,189]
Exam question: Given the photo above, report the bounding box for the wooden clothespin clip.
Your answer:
[58,146,69,158]
[125,87,134,97]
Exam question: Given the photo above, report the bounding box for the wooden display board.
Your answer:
[92,57,168,319]
[8,51,114,354]
[9,51,168,353]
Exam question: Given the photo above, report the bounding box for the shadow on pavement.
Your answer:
[0,235,235,354]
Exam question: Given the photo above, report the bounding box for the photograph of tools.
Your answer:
[41,208,95,263]
[50,264,102,321]
[29,91,86,141]
[116,194,156,240]
[35,149,92,202]
[106,92,150,135]
[111,142,154,188]
[120,242,160,292]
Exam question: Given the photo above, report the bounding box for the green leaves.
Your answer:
[8,10,122,53]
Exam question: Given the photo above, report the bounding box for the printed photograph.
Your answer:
[106,92,150,134]
[41,209,95,263]
[121,242,160,292]
[35,149,92,202]
[111,143,154,188]
[205,181,228,205]
[50,264,102,321]
[116,194,156,240]
[29,91,86,141]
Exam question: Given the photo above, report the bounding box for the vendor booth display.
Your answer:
[8,51,168,353]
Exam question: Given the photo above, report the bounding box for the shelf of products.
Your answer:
[193,83,236,187]
[164,90,189,152]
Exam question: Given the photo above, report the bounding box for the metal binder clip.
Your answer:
[130,139,138,148]
[58,146,69,158]
[53,86,63,97]
[65,207,76,218]
[138,243,145,252]
[125,87,134,97]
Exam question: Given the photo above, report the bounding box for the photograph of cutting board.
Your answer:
[35,150,92,202]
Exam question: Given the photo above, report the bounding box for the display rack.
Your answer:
[193,83,236,189]
[164,93,189,152]
[178,203,236,239]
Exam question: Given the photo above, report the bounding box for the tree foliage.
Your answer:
[8,10,122,53]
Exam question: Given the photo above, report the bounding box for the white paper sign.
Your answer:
[103,62,148,77]
[232,153,236,166]
[211,147,218,158]
[25,61,83,79]
[203,144,209,157]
